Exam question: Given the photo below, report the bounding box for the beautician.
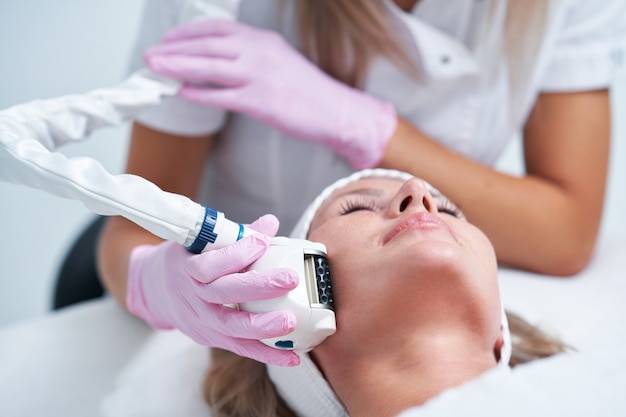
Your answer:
[97,0,624,366]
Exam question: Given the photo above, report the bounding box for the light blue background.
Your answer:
[0,1,624,326]
[0,1,145,324]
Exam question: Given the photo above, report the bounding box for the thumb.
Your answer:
[247,214,279,237]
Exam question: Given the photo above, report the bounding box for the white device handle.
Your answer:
[0,0,243,248]
[0,70,207,246]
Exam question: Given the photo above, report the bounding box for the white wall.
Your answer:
[0,2,624,326]
[0,1,145,325]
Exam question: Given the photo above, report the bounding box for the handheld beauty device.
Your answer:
[186,209,336,352]
[239,237,336,352]
[186,206,255,252]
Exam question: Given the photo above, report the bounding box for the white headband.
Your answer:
[268,169,511,417]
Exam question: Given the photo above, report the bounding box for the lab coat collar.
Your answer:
[385,0,481,79]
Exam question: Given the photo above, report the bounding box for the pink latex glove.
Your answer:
[145,19,397,169]
[126,214,300,366]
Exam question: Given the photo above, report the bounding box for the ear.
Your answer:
[493,329,505,363]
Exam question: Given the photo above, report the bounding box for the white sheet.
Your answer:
[0,229,624,416]
[399,339,626,416]
[96,329,626,417]
[0,299,151,416]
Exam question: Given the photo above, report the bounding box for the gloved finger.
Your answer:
[146,55,245,86]
[145,36,240,59]
[228,338,301,367]
[181,320,300,366]
[185,234,270,283]
[178,85,250,111]
[173,299,294,340]
[209,304,297,340]
[163,18,243,41]
[246,214,279,236]
[193,267,298,304]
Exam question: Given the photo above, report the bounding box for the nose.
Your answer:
[388,178,438,217]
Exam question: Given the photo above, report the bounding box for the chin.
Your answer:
[402,241,471,273]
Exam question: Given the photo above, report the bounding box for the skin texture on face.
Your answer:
[307,176,504,415]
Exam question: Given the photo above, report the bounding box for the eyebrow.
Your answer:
[327,187,385,204]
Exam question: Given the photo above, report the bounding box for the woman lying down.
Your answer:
[106,169,569,417]
[203,169,568,417]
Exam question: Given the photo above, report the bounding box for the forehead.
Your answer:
[325,177,403,202]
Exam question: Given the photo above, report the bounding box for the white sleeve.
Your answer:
[540,0,626,92]
[128,0,228,136]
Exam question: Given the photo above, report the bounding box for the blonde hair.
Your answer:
[294,0,416,88]
[507,310,571,367]
[203,348,297,417]
[203,310,569,417]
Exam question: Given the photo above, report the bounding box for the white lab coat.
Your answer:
[129,0,625,234]
[2,0,620,238]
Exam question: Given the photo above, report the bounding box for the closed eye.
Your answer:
[339,195,380,215]
[437,199,464,219]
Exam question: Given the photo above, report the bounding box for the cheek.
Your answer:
[308,224,381,314]
[446,218,497,273]
[308,218,376,274]
[465,226,498,278]
[457,225,501,328]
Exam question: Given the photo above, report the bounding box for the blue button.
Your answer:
[274,340,294,349]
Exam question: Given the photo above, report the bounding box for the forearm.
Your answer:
[97,122,213,304]
[97,217,164,305]
[380,116,607,276]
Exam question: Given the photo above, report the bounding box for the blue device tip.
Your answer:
[187,206,219,254]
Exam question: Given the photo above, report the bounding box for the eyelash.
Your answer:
[339,196,379,215]
[339,196,463,218]
[436,199,463,218]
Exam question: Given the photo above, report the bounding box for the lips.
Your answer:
[382,212,458,245]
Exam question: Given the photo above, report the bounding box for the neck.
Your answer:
[316,336,495,417]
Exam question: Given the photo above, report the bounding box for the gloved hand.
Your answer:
[145,19,397,169]
[126,214,300,366]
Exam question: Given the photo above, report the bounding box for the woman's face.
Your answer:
[308,176,502,360]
